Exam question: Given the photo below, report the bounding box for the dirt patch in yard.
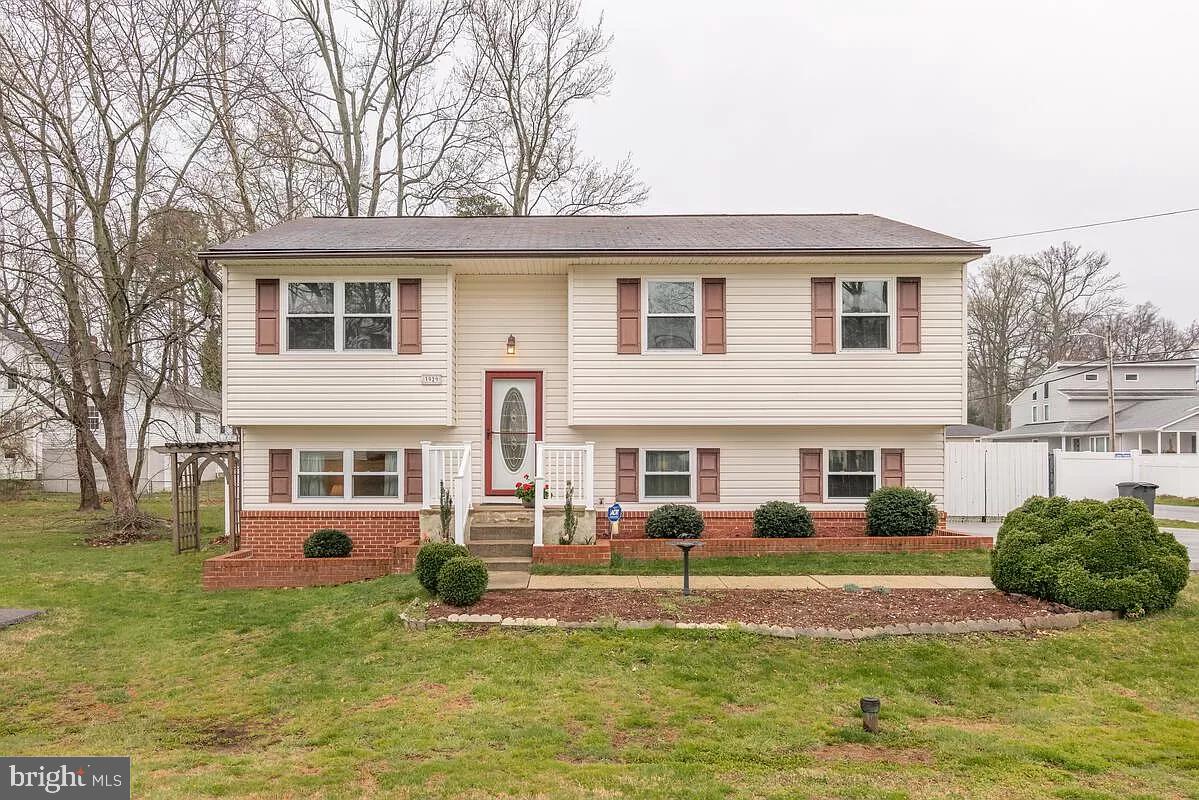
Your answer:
[813,743,933,765]
[428,589,1071,628]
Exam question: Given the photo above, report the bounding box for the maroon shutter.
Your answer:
[811,277,835,353]
[615,448,639,501]
[896,277,921,353]
[701,278,726,354]
[696,448,720,502]
[268,449,291,502]
[397,279,422,354]
[799,448,823,503]
[616,278,641,354]
[881,448,905,487]
[255,279,280,354]
[404,448,423,502]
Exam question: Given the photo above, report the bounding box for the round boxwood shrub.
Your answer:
[990,495,1189,616]
[437,556,489,606]
[302,529,353,558]
[644,504,704,539]
[415,541,470,593]
[753,501,814,538]
[864,486,938,536]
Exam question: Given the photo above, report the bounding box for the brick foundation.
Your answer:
[596,509,948,539]
[202,550,392,590]
[240,509,421,558]
[532,542,612,565]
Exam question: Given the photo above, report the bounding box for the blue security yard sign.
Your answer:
[607,503,623,523]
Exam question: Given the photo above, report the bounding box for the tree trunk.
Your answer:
[74,427,102,511]
[100,409,139,520]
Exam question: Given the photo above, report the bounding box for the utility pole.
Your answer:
[1105,328,1116,451]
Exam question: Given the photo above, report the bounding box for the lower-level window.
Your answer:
[352,451,400,498]
[297,451,344,498]
[826,449,877,500]
[643,449,692,499]
[297,449,402,499]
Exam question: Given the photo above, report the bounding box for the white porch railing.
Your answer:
[421,441,472,545]
[533,441,595,546]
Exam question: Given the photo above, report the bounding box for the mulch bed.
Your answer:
[427,589,1073,628]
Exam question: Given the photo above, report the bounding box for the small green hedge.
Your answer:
[437,556,489,606]
[415,541,469,593]
[302,529,353,558]
[865,487,938,537]
[990,495,1189,616]
[753,501,814,538]
[645,504,704,539]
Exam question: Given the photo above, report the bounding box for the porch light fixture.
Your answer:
[506,334,516,355]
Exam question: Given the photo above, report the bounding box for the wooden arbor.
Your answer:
[152,441,241,554]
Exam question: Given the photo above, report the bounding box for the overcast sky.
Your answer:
[573,0,1198,321]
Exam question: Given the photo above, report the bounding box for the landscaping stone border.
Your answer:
[400,609,1116,637]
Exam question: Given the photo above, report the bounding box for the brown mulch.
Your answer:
[84,530,165,547]
[427,589,1072,628]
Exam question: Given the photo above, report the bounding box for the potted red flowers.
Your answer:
[513,474,547,508]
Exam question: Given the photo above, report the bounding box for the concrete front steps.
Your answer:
[468,505,534,590]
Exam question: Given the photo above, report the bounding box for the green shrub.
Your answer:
[990,495,1189,615]
[752,501,814,538]
[302,529,353,558]
[644,504,704,539]
[437,556,489,606]
[415,541,469,593]
[864,487,938,537]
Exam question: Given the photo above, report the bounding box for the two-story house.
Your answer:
[203,214,987,557]
[993,360,1199,453]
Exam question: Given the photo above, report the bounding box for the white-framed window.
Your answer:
[837,278,892,351]
[295,448,404,501]
[644,279,698,351]
[1032,390,1038,400]
[86,405,100,431]
[351,450,400,498]
[285,280,393,352]
[1123,373,1139,382]
[1032,406,1038,422]
[826,448,878,500]
[1085,373,1098,382]
[1042,403,1050,421]
[6,374,17,390]
[193,413,203,435]
[642,449,693,500]
[296,450,344,498]
[1090,436,1110,452]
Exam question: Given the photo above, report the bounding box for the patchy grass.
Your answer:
[1158,518,1199,530]
[1158,494,1199,507]
[532,549,993,576]
[2,492,1198,799]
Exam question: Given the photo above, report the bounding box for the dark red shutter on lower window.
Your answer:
[701,278,726,354]
[811,277,835,353]
[896,277,921,353]
[696,448,720,502]
[881,449,905,487]
[799,448,823,502]
[268,449,291,502]
[617,279,641,354]
[615,448,639,501]
[397,279,422,354]
[255,279,280,354]
[403,449,423,502]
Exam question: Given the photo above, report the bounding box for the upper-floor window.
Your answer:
[1042,403,1049,420]
[1032,406,1038,422]
[1085,373,1098,381]
[827,449,877,500]
[86,405,100,431]
[838,279,890,350]
[5,374,16,390]
[193,413,202,435]
[645,280,697,351]
[286,281,392,352]
[1032,390,1038,400]
[1124,373,1139,382]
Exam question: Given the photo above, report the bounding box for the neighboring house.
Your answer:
[992,360,1199,453]
[945,423,994,442]
[204,213,987,554]
[0,328,230,491]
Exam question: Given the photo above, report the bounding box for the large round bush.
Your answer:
[753,501,814,538]
[991,495,1189,616]
[437,556,489,606]
[864,487,938,536]
[644,504,704,539]
[415,541,469,593]
[302,529,353,558]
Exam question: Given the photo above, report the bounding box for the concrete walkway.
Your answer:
[522,575,994,590]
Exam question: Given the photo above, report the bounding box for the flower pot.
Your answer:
[521,498,534,509]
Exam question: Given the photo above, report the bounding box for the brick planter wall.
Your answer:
[393,543,420,573]
[202,550,392,590]
[596,510,948,539]
[532,542,612,565]
[240,510,420,558]
[610,534,991,560]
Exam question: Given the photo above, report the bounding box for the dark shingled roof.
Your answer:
[203,214,987,258]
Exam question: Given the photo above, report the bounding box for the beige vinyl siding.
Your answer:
[242,424,945,509]
[569,262,966,426]
[224,264,451,425]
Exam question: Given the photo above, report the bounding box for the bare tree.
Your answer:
[967,256,1041,429]
[1023,241,1124,364]
[467,0,647,215]
[1072,302,1199,363]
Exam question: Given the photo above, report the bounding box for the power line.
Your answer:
[966,350,1199,405]
[973,207,1199,243]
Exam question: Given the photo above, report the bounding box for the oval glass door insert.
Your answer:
[500,387,528,471]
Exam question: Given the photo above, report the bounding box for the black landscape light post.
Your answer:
[860,697,881,733]
[671,539,704,595]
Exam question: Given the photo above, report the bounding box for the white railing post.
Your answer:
[454,442,471,545]
[420,441,432,508]
[584,441,595,510]
[534,441,545,546]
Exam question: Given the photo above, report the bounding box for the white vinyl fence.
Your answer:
[945,441,1049,519]
[1053,451,1199,500]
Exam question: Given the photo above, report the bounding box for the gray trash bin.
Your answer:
[1116,481,1160,514]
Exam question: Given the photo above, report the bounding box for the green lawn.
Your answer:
[2,492,1198,799]
[532,550,993,576]
[1158,518,1199,530]
[1158,494,1199,507]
